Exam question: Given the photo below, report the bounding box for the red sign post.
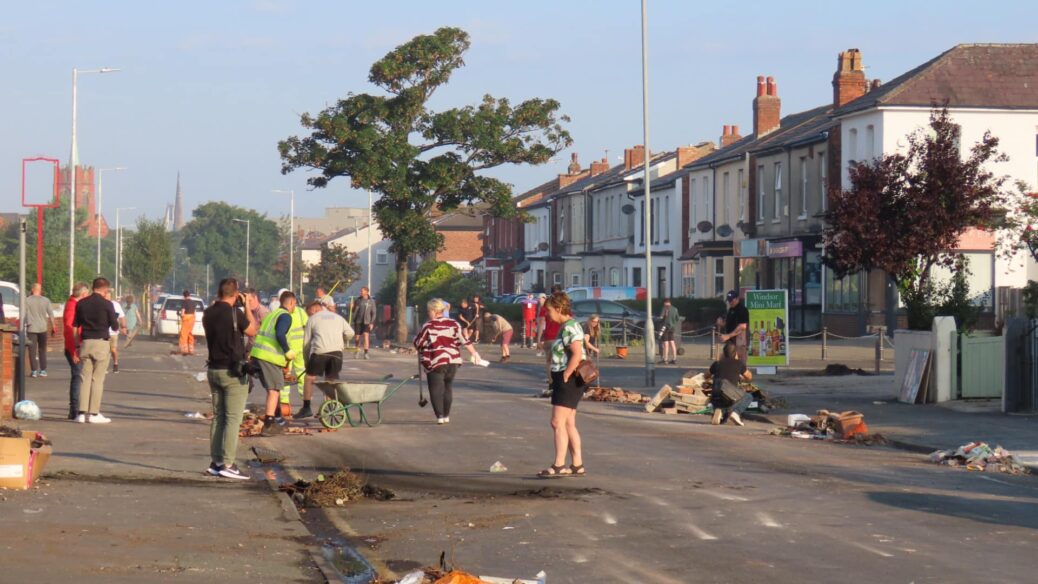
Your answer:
[21,157,61,286]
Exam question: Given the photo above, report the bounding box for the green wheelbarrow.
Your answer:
[315,374,418,429]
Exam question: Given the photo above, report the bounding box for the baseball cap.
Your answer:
[725,290,739,302]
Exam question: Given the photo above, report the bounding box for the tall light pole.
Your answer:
[115,206,135,297]
[272,189,295,293]
[232,218,251,287]
[367,190,373,292]
[640,0,656,387]
[69,66,121,294]
[96,166,126,274]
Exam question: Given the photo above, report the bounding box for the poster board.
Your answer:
[898,349,931,404]
[745,289,790,367]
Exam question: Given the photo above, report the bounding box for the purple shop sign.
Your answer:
[766,240,803,258]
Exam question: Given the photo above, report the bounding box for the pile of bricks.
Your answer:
[584,386,649,404]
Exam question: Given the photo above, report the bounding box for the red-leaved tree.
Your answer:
[823,106,1011,329]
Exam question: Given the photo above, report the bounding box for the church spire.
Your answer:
[173,171,185,231]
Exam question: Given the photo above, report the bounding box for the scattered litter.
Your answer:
[22,508,43,514]
[250,446,285,464]
[585,387,648,404]
[644,374,780,415]
[14,400,41,421]
[0,425,23,438]
[502,526,515,530]
[184,412,206,419]
[278,469,395,507]
[399,571,426,584]
[929,442,1031,475]
[872,401,887,405]
[391,568,543,584]
[787,414,811,427]
[773,410,887,445]
[489,461,508,473]
[195,371,207,382]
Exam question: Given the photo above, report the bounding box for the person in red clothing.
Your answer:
[63,282,89,420]
[521,292,538,348]
[538,286,564,387]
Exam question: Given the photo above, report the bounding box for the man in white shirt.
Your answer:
[298,297,354,418]
[104,290,128,373]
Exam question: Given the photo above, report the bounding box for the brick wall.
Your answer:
[0,333,12,420]
[438,230,483,264]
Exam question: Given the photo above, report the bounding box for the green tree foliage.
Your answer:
[178,202,281,290]
[824,107,1011,329]
[409,260,486,308]
[307,242,362,293]
[122,217,173,326]
[279,27,572,341]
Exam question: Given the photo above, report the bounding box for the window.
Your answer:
[714,258,725,297]
[689,178,697,234]
[663,195,670,243]
[773,162,783,220]
[865,125,875,159]
[757,166,765,222]
[824,269,861,313]
[703,175,711,227]
[849,128,859,164]
[721,172,730,227]
[681,263,695,297]
[552,272,562,286]
[799,157,808,219]
[609,268,620,286]
[639,201,645,245]
[490,270,500,295]
[590,271,599,287]
[631,267,642,287]
[571,273,580,286]
[652,198,659,245]
[375,250,388,265]
[558,206,566,243]
[737,169,745,222]
[819,152,828,212]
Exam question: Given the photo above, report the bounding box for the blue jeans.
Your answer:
[727,392,752,417]
[64,349,82,416]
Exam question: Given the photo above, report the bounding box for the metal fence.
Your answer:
[1004,318,1038,413]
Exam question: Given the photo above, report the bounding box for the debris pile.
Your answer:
[392,569,545,584]
[239,412,331,437]
[584,386,649,404]
[280,469,395,508]
[929,442,1031,475]
[645,372,778,415]
[772,409,888,445]
[0,425,23,438]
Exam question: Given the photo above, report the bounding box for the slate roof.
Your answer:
[835,43,1038,116]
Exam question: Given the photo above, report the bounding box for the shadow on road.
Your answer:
[867,491,1038,529]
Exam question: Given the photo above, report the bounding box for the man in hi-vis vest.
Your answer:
[250,290,299,436]
[280,295,308,416]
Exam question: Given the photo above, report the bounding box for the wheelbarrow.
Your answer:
[315,374,417,429]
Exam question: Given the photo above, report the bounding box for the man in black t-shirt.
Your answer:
[716,290,749,362]
[457,298,476,340]
[706,342,754,426]
[202,278,258,480]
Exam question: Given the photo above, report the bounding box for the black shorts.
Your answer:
[550,370,583,410]
[306,352,343,379]
[660,328,675,342]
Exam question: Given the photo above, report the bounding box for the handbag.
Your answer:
[574,358,599,386]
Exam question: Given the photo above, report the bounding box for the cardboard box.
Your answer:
[0,434,51,490]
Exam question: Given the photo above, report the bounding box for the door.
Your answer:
[657,267,667,299]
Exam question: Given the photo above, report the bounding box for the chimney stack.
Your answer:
[676,144,712,168]
[833,48,868,107]
[721,124,742,147]
[589,157,610,176]
[566,152,581,174]
[623,145,646,171]
[870,78,882,91]
[753,75,781,138]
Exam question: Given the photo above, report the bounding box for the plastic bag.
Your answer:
[14,400,42,421]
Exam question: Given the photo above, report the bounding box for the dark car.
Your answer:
[571,299,647,342]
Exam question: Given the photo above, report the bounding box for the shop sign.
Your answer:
[766,240,803,258]
[745,289,790,367]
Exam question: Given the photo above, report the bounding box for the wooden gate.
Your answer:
[957,333,1004,399]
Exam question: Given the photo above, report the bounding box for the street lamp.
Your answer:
[272,189,294,294]
[96,166,126,274]
[640,0,657,386]
[69,66,121,294]
[115,206,136,297]
[232,218,251,287]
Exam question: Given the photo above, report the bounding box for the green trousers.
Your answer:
[207,369,249,467]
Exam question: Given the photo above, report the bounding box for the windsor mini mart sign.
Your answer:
[745,289,790,367]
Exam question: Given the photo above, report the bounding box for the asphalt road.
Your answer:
[261,345,1038,584]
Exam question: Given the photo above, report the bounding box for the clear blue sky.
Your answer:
[2,0,1035,225]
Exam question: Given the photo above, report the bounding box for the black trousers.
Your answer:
[28,332,47,371]
[425,364,458,418]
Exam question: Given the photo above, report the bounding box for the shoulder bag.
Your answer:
[563,320,599,386]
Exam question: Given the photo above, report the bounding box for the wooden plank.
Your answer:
[645,384,672,413]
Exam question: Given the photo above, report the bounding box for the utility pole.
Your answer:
[640,0,656,387]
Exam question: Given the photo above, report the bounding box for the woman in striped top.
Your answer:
[413,298,483,424]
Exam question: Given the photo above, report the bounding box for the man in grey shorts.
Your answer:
[249,291,298,436]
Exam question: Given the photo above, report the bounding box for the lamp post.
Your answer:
[69,66,121,294]
[272,189,295,294]
[114,206,136,297]
[232,218,251,287]
[367,189,373,292]
[96,166,126,274]
[640,0,656,387]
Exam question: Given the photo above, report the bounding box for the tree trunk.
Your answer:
[394,257,409,344]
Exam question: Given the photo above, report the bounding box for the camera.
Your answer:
[230,359,260,379]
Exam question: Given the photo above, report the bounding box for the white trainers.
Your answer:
[711,409,723,426]
[88,414,112,424]
[436,418,446,425]
[75,413,87,424]
[728,412,744,427]
[443,417,450,424]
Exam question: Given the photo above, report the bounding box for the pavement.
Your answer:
[0,338,326,583]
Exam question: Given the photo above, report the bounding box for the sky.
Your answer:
[2,0,1036,226]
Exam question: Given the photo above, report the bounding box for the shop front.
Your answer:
[738,237,822,334]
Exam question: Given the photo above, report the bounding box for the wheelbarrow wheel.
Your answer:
[319,399,347,429]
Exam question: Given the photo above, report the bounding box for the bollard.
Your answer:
[821,327,828,361]
[874,328,882,373]
[710,328,717,360]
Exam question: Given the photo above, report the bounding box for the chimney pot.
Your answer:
[833,48,868,107]
[756,75,766,97]
[722,124,730,136]
[732,125,740,136]
[766,76,777,96]
[753,76,781,137]
[871,79,882,89]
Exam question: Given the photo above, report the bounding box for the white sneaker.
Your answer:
[728,412,744,427]
[88,414,112,424]
[443,417,450,424]
[75,413,87,424]
[436,418,446,425]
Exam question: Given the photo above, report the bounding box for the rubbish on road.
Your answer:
[390,568,541,584]
[489,461,507,473]
[399,571,426,584]
[774,410,888,445]
[184,412,206,419]
[0,430,52,490]
[584,386,648,404]
[645,384,672,412]
[646,373,780,416]
[250,446,285,464]
[195,371,207,382]
[239,413,264,437]
[279,469,396,507]
[0,425,23,438]
[14,400,41,421]
[787,413,811,427]
[929,442,1031,475]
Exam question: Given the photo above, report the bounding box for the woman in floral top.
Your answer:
[413,298,482,425]
[538,292,587,478]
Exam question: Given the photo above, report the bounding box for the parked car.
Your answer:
[152,296,206,337]
[0,281,20,324]
[565,286,647,301]
[571,299,647,343]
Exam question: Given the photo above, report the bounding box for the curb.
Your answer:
[262,473,340,584]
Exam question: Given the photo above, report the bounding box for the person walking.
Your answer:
[178,290,197,355]
[521,292,538,348]
[413,298,482,425]
[299,297,354,419]
[24,283,55,378]
[103,289,126,373]
[705,342,754,426]
[457,298,476,341]
[481,311,513,362]
[538,293,587,478]
[658,298,681,365]
[202,278,258,479]
[73,278,121,423]
[471,295,484,343]
[535,293,547,355]
[123,294,144,348]
[250,290,298,435]
[63,282,89,419]
[717,290,749,362]
[352,286,376,359]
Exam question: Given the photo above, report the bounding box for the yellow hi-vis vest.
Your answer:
[288,306,307,368]
[250,308,289,366]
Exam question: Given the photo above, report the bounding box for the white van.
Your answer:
[565,286,647,302]
[0,281,20,323]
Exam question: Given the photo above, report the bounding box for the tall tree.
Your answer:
[306,242,362,293]
[823,106,1011,329]
[178,202,281,290]
[279,27,571,341]
[122,217,173,328]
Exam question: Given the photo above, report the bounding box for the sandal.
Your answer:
[537,464,571,479]
[569,464,586,477]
